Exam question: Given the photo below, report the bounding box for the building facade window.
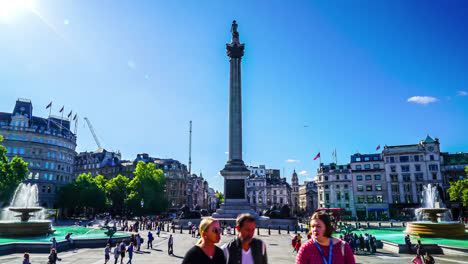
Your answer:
[366,185,372,191]
[374,175,381,180]
[357,175,363,181]
[375,184,382,191]
[376,195,383,203]
[357,185,364,191]
[373,164,380,169]
[365,175,371,180]
[401,165,410,172]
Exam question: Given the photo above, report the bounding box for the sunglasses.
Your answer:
[210,228,221,234]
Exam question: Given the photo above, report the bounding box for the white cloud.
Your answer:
[457,91,467,96]
[298,170,309,176]
[224,152,228,155]
[407,96,438,105]
[286,159,300,163]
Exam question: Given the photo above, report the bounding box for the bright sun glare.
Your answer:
[0,0,35,21]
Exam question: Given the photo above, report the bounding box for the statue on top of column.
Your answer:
[231,20,240,44]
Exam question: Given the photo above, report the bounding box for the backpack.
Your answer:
[120,243,125,251]
[292,237,297,247]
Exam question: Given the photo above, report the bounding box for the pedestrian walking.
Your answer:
[412,253,423,264]
[119,240,126,264]
[222,213,268,264]
[372,236,377,253]
[182,218,226,264]
[136,234,141,251]
[113,243,120,264]
[147,231,153,249]
[423,251,435,264]
[168,234,174,255]
[105,243,111,264]
[48,248,58,264]
[295,234,302,253]
[292,235,298,253]
[23,253,30,264]
[192,224,197,238]
[415,240,424,256]
[127,242,134,264]
[296,212,356,264]
[359,234,364,252]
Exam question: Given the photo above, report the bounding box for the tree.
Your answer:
[57,173,106,214]
[127,161,167,214]
[215,192,224,208]
[94,174,108,191]
[447,178,468,207]
[0,136,29,205]
[105,174,129,215]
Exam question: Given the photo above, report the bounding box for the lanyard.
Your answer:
[314,237,333,264]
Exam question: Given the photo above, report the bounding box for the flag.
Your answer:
[73,114,77,121]
[67,111,72,118]
[59,106,64,113]
[314,152,321,160]
[376,145,381,151]
[46,102,52,109]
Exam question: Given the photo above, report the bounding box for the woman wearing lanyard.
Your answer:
[296,212,355,264]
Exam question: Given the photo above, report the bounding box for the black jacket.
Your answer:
[223,237,267,264]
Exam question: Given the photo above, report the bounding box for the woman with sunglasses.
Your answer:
[182,218,226,264]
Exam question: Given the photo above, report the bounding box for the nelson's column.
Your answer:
[213,21,258,219]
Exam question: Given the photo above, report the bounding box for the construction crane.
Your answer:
[84,117,102,149]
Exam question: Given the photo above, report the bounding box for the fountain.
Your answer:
[0,183,55,237]
[405,184,465,238]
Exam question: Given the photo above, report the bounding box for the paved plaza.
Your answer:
[1,229,468,264]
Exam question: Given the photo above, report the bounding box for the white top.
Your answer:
[241,248,254,264]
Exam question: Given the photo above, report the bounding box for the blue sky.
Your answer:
[1,0,467,192]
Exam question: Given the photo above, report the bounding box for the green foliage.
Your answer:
[127,161,167,214]
[105,174,129,213]
[0,136,29,204]
[447,178,468,206]
[216,192,224,207]
[57,173,106,210]
[94,174,108,191]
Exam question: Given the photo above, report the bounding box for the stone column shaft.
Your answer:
[229,57,243,162]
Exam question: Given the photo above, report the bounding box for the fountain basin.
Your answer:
[0,220,55,237]
[405,222,465,238]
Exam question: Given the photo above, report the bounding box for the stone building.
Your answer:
[291,170,300,215]
[440,152,468,219]
[350,153,387,220]
[298,180,318,217]
[74,149,122,179]
[0,99,77,208]
[316,163,354,219]
[187,173,208,209]
[152,158,189,209]
[382,135,443,219]
[246,166,291,212]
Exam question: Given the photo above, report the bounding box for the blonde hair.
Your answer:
[196,218,218,245]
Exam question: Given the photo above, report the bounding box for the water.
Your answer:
[415,184,452,222]
[0,183,45,221]
[0,226,128,244]
[336,228,468,248]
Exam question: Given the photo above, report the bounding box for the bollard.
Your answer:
[379,222,382,228]
[390,222,393,227]
[278,226,281,234]
[180,225,183,234]
[295,225,298,234]
[301,224,303,232]
[268,226,271,235]
[221,228,224,235]
[233,227,236,235]
[287,225,290,234]
[367,222,370,228]
[402,222,405,227]
[257,227,260,235]
[355,222,358,228]
[173,225,175,233]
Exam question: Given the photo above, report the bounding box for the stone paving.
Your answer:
[1,229,468,263]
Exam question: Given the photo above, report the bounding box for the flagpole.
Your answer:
[48,104,52,130]
[60,107,64,132]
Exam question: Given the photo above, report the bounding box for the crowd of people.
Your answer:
[20,212,448,264]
